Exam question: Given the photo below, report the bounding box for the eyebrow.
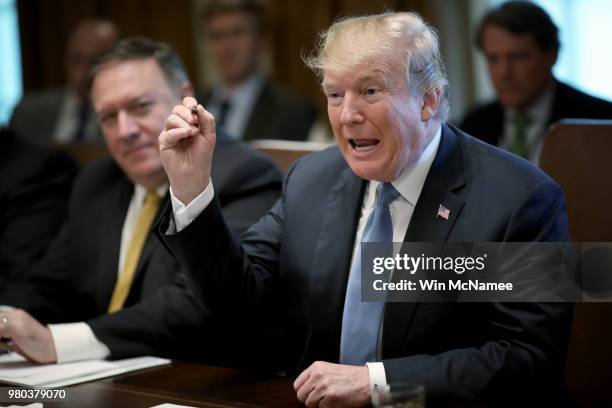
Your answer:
[322,71,390,91]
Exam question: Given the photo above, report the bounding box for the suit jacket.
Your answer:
[0,128,78,293]
[198,80,317,141]
[161,124,572,405]
[9,87,102,145]
[1,137,282,361]
[460,80,612,146]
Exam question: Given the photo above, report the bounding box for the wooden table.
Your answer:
[28,361,301,407]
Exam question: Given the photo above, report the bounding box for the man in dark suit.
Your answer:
[460,1,612,163]
[9,19,119,145]
[196,0,316,141]
[0,38,281,365]
[159,11,572,406]
[0,127,78,293]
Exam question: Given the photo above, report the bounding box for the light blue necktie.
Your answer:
[340,182,400,365]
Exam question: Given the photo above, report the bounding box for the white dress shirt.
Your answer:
[206,75,264,140]
[170,127,442,393]
[501,83,555,165]
[49,183,168,363]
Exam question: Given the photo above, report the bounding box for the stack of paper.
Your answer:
[0,353,170,387]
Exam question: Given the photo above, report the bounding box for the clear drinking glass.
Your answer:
[372,383,426,408]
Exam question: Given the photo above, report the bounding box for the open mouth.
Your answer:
[349,138,380,152]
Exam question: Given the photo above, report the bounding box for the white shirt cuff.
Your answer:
[48,322,110,363]
[170,180,215,232]
[366,362,388,397]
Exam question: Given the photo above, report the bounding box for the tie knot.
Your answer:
[513,111,532,130]
[376,182,400,208]
[145,192,161,206]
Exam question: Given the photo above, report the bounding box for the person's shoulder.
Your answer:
[453,125,555,187]
[15,87,67,109]
[460,100,503,126]
[212,136,283,190]
[284,144,346,181]
[214,135,280,169]
[0,128,78,186]
[458,100,504,144]
[555,80,612,115]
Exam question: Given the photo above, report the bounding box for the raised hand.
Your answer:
[159,96,216,204]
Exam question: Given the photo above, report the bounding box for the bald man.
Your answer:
[10,19,119,144]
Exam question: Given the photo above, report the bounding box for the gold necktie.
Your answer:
[108,192,161,313]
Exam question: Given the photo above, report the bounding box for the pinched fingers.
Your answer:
[195,105,216,138]
[160,112,198,148]
[172,104,200,127]
[179,97,215,142]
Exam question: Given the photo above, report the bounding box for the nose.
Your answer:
[339,93,365,126]
[117,110,139,141]
[496,57,513,81]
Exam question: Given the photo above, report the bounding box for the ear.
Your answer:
[544,49,558,71]
[179,81,194,99]
[420,89,441,121]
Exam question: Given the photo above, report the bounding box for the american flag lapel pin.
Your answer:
[437,204,450,220]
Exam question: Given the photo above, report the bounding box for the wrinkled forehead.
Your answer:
[320,46,408,92]
[324,31,405,72]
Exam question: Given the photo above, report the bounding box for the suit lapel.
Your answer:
[304,166,365,365]
[382,124,468,357]
[96,173,133,312]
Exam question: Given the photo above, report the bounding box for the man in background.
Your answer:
[197,0,317,141]
[0,37,281,365]
[9,19,119,145]
[461,0,612,163]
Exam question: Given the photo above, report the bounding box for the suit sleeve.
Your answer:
[0,223,76,323]
[87,270,208,359]
[382,179,573,404]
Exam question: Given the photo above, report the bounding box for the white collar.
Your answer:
[213,74,264,102]
[367,125,442,207]
[133,183,169,203]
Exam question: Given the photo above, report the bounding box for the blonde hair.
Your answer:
[304,11,449,120]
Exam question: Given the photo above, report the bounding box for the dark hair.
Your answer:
[88,37,189,92]
[476,1,559,54]
[200,0,267,33]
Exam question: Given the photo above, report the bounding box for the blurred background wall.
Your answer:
[2,0,612,132]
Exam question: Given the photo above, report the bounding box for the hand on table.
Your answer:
[294,361,371,407]
[0,308,57,364]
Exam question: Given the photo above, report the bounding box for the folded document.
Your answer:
[0,353,170,388]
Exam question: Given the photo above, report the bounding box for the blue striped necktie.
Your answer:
[340,182,400,365]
